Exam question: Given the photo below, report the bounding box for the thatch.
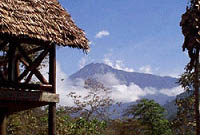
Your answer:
[0,0,89,51]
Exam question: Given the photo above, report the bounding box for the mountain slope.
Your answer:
[70,63,178,90]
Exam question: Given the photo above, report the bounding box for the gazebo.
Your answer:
[0,0,89,135]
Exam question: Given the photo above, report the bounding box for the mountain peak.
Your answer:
[69,63,178,90]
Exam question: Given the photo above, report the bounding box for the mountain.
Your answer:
[69,63,184,119]
[70,63,178,90]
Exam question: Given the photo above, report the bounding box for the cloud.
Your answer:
[40,62,184,106]
[139,65,152,74]
[160,86,184,97]
[103,57,134,72]
[93,73,121,86]
[79,56,88,69]
[92,73,184,103]
[95,30,110,38]
[111,83,149,102]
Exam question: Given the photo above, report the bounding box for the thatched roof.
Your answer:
[0,0,89,51]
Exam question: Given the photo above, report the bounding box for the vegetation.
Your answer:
[68,79,116,120]
[5,73,199,135]
[7,107,106,135]
[124,99,172,135]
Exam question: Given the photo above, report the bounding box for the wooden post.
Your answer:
[0,111,7,135]
[8,43,16,82]
[48,44,56,135]
[194,48,200,135]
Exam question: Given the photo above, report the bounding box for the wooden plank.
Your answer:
[18,47,49,81]
[0,82,52,91]
[0,90,59,103]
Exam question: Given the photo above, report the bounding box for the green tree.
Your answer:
[124,98,172,135]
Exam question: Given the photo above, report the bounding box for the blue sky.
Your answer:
[57,0,189,77]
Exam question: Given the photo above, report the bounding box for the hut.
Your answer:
[0,0,89,135]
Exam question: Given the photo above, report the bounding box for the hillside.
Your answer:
[70,63,178,89]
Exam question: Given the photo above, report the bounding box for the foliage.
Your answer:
[68,78,117,120]
[7,107,107,135]
[104,119,147,135]
[171,94,195,135]
[124,98,172,135]
[173,66,197,134]
[180,0,200,70]
[7,108,47,135]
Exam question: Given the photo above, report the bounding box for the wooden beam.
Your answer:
[25,72,34,84]
[20,57,48,84]
[16,46,44,60]
[48,44,56,135]
[18,47,49,82]
[7,43,16,81]
[0,90,59,103]
[17,44,48,84]
[15,60,20,82]
[33,70,49,84]
[16,43,32,64]
[194,49,200,135]
[49,103,56,135]
[49,45,56,93]
[0,81,52,91]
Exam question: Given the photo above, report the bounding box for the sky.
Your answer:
[56,0,189,77]
[44,0,193,106]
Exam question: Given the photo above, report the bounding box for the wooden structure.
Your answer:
[0,0,89,135]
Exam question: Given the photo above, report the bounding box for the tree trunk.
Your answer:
[194,49,200,135]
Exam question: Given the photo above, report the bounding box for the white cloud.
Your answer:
[94,73,121,86]
[139,65,152,74]
[93,73,184,103]
[95,30,110,38]
[111,83,147,102]
[103,57,134,72]
[79,56,88,69]
[104,58,112,66]
[39,62,184,106]
[160,86,184,97]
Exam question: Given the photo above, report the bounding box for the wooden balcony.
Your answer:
[0,87,59,114]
